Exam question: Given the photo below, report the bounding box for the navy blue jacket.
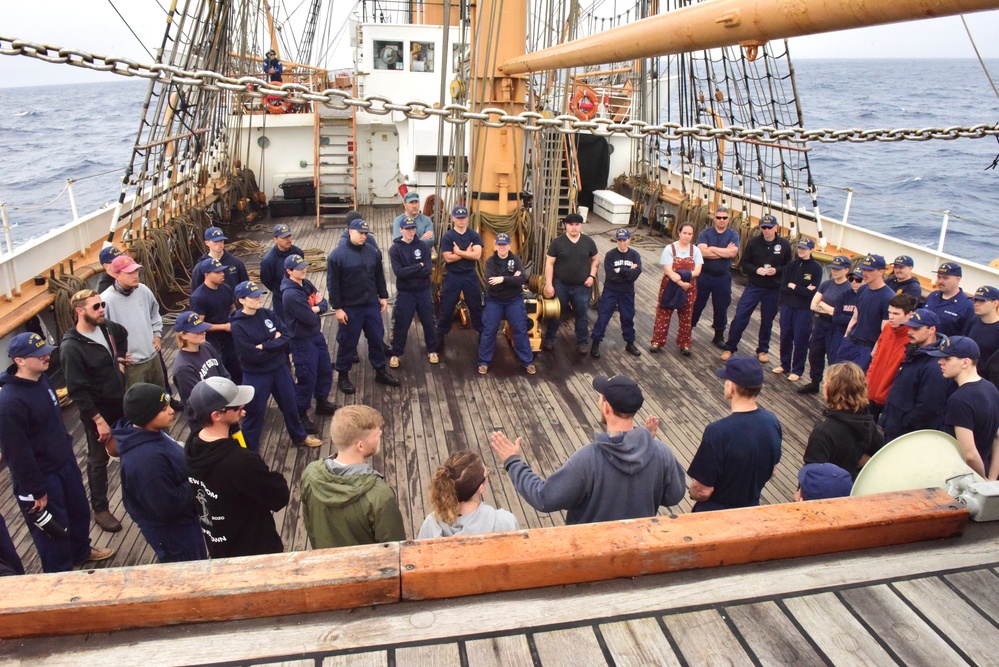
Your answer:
[880,339,952,442]
[389,237,433,292]
[603,247,642,293]
[485,251,527,301]
[742,233,793,289]
[280,276,329,340]
[191,250,249,292]
[230,307,291,373]
[780,257,822,309]
[0,370,75,500]
[259,243,304,297]
[113,422,200,528]
[326,241,389,309]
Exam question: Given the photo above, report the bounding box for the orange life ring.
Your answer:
[265,95,292,114]
[571,85,599,121]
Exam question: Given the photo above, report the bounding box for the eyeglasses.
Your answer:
[90,302,106,311]
[848,276,863,283]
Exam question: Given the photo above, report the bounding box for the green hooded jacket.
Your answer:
[301,458,406,548]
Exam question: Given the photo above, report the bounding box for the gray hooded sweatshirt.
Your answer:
[503,426,686,525]
[416,503,519,540]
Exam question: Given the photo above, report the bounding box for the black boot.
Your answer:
[315,398,338,415]
[797,382,820,395]
[590,341,601,359]
[375,368,401,387]
[712,331,726,349]
[299,412,319,434]
[338,373,355,395]
[625,341,642,357]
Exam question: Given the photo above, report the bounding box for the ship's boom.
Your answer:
[499,0,999,74]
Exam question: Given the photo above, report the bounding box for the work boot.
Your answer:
[338,373,356,395]
[76,546,115,565]
[315,398,338,415]
[625,341,642,357]
[590,341,601,359]
[94,510,122,533]
[389,355,400,368]
[375,368,401,387]
[797,382,820,395]
[576,343,589,356]
[295,435,323,448]
[541,339,554,352]
[299,412,318,435]
[712,331,726,349]
[720,350,733,361]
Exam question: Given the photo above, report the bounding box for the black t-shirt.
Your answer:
[851,285,893,344]
[547,233,598,285]
[964,318,999,377]
[688,409,783,511]
[944,379,999,473]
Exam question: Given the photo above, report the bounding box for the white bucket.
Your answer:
[578,206,589,223]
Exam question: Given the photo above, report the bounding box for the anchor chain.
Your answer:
[4,36,999,144]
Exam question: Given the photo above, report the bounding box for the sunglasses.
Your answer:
[219,405,244,413]
[848,276,863,283]
[715,215,729,220]
[89,301,107,311]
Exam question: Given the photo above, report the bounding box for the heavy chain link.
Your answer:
[4,36,999,144]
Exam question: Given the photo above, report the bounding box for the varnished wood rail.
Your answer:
[0,489,968,639]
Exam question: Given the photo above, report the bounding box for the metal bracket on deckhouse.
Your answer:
[3,35,999,145]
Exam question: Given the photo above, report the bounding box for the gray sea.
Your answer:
[0,58,997,263]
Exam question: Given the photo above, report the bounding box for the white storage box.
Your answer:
[592,190,633,225]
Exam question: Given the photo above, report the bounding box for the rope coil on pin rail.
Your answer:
[3,37,999,145]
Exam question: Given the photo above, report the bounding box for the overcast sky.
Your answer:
[1,3,998,88]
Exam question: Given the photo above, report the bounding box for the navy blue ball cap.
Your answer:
[400,217,418,229]
[204,226,229,242]
[197,257,226,275]
[235,280,267,299]
[272,224,292,238]
[860,254,886,271]
[451,205,469,218]
[973,285,999,301]
[284,254,309,271]
[99,245,123,265]
[829,255,852,269]
[715,355,764,388]
[174,311,212,334]
[936,262,962,277]
[797,237,815,250]
[592,374,644,413]
[904,308,939,328]
[798,463,853,500]
[926,335,980,360]
[759,215,778,229]
[495,233,511,246]
[614,228,632,240]
[892,255,914,267]
[8,332,56,359]
[349,218,370,233]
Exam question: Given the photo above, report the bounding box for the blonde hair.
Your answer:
[71,289,100,312]
[330,405,383,451]
[824,362,869,413]
[429,451,486,525]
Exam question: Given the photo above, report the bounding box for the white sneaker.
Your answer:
[428,352,439,364]
[772,366,785,374]
[788,374,801,382]
[389,356,400,368]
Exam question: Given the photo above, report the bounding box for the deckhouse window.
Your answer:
[374,40,404,70]
[410,42,435,72]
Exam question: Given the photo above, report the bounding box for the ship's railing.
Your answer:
[358,0,462,26]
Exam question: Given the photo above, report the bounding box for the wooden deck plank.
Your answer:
[726,601,826,667]
[892,576,999,667]
[782,592,897,667]
[839,585,970,666]
[597,617,681,667]
[532,626,606,666]
[324,652,388,667]
[464,635,534,667]
[394,642,461,666]
[943,568,999,624]
[662,609,755,666]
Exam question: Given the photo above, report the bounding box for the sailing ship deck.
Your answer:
[1,206,830,574]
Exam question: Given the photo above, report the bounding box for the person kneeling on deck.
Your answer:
[300,405,406,548]
[0,333,114,572]
[281,254,337,433]
[186,377,291,558]
[477,233,536,375]
[113,383,207,563]
[687,356,782,512]
[417,451,519,539]
[490,374,686,524]
[389,217,439,367]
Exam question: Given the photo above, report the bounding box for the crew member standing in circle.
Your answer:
[437,205,484,347]
[692,206,741,348]
[543,213,599,356]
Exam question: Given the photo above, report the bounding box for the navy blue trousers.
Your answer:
[0,515,23,575]
[806,318,841,383]
[590,289,636,343]
[725,284,780,354]
[335,304,387,372]
[691,272,733,333]
[437,272,483,335]
[242,364,308,451]
[833,336,875,372]
[779,305,814,376]
[291,332,334,413]
[392,289,439,356]
[479,298,534,367]
[207,333,243,384]
[18,457,91,572]
[137,517,207,563]
[546,280,590,344]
